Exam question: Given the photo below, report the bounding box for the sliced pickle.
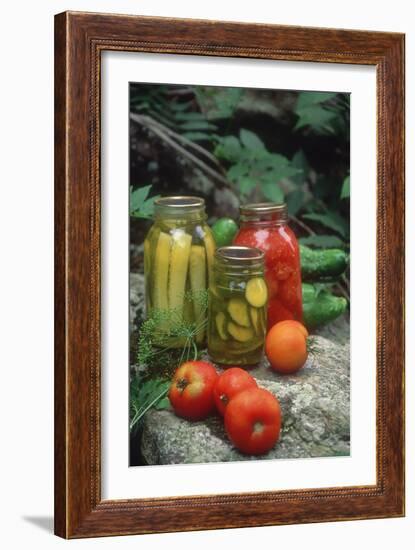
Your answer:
[227,298,251,327]
[245,277,268,308]
[215,311,229,340]
[250,306,260,335]
[227,322,254,342]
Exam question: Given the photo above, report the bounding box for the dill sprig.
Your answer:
[130,290,209,433]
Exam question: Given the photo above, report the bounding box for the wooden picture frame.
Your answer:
[54,11,405,538]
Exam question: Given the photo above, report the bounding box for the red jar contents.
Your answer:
[233,203,302,329]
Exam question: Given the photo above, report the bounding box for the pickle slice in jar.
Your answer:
[227,298,251,327]
[227,322,254,342]
[250,306,266,336]
[168,230,192,321]
[189,245,207,342]
[153,232,172,311]
[245,277,268,308]
[215,311,229,340]
[250,306,260,334]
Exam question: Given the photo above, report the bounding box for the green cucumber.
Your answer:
[300,245,348,281]
[302,283,348,329]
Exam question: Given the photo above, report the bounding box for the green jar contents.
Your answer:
[208,246,268,366]
[144,196,215,346]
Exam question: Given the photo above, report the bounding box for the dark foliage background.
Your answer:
[129,83,350,256]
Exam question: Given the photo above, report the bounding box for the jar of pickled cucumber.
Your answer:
[208,246,268,366]
[144,196,215,346]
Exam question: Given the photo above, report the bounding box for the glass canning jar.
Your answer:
[208,246,267,366]
[233,203,303,329]
[144,196,215,346]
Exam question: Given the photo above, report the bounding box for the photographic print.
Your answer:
[129,82,350,466]
[55,12,404,537]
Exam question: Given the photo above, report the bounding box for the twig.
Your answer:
[130,113,228,186]
[290,215,316,236]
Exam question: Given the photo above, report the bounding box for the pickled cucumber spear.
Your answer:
[153,232,171,311]
[168,230,192,323]
[202,231,215,286]
[189,245,207,343]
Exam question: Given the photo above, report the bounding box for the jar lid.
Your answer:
[239,202,287,223]
[154,196,206,217]
[154,196,205,209]
[215,246,264,268]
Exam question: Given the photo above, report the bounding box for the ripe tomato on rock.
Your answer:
[272,319,308,338]
[168,361,219,421]
[213,368,257,416]
[224,388,282,455]
[266,323,308,374]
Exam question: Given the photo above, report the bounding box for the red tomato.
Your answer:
[213,368,257,416]
[224,388,282,455]
[168,361,219,421]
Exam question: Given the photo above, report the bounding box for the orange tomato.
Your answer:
[265,323,307,374]
[270,319,308,338]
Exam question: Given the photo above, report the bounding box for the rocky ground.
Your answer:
[130,270,350,466]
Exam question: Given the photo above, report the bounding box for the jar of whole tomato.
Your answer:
[233,203,302,329]
[208,246,267,366]
[144,196,215,346]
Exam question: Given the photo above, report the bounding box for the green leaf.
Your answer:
[294,106,337,132]
[240,129,265,151]
[290,150,309,185]
[169,100,194,112]
[286,189,304,216]
[130,185,151,212]
[227,163,249,181]
[174,111,207,121]
[341,175,350,199]
[181,132,213,142]
[238,177,257,196]
[130,185,160,219]
[195,86,243,120]
[299,234,345,248]
[214,136,242,162]
[302,212,348,237]
[296,91,338,110]
[261,182,284,203]
[179,120,217,131]
[154,396,170,410]
[129,376,170,432]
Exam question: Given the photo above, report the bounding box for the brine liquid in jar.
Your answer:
[208,246,267,367]
[144,196,215,347]
[233,203,302,329]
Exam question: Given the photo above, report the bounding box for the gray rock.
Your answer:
[315,313,350,346]
[130,272,145,332]
[140,335,350,465]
